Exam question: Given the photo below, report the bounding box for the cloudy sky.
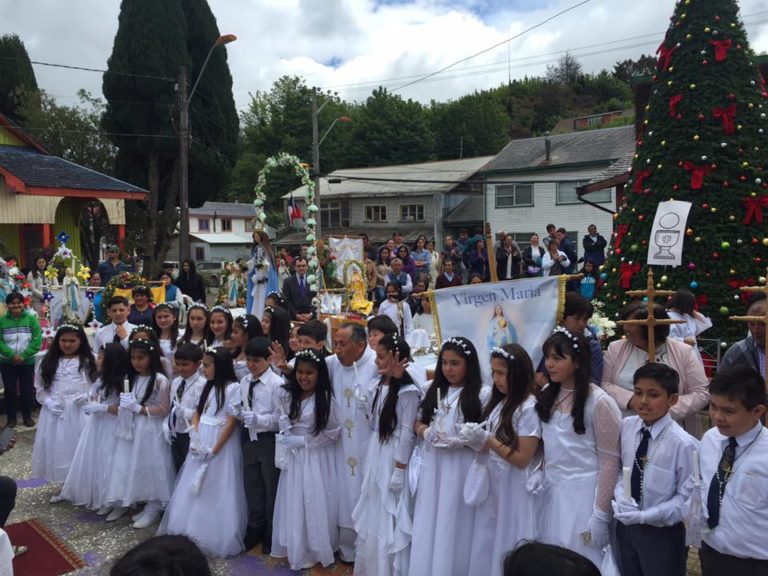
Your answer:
[4,0,768,112]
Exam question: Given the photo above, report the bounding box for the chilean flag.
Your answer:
[288,194,303,226]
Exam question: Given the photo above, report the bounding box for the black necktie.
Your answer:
[707,437,738,528]
[248,378,260,410]
[112,327,121,344]
[631,426,652,502]
[171,379,187,430]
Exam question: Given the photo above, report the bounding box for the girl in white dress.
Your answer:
[103,338,174,528]
[159,347,247,556]
[177,304,210,350]
[462,344,541,576]
[409,336,485,576]
[352,334,421,576]
[130,325,172,379]
[378,282,413,338]
[153,303,181,373]
[60,343,129,513]
[230,314,263,382]
[32,323,97,491]
[271,349,341,570]
[535,327,621,567]
[666,288,712,365]
[208,306,233,348]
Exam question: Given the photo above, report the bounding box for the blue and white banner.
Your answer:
[431,276,563,379]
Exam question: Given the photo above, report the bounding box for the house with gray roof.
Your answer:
[482,125,635,258]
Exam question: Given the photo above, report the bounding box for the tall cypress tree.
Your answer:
[0,34,40,123]
[600,0,768,344]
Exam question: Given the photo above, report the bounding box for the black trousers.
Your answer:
[0,363,35,420]
[170,432,190,474]
[242,431,279,544]
[0,476,17,527]
[615,521,687,576]
[700,542,768,576]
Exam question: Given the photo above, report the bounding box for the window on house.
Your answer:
[320,200,350,229]
[495,184,533,208]
[556,181,611,204]
[194,247,205,261]
[365,205,387,222]
[221,218,232,231]
[198,218,210,231]
[400,204,424,222]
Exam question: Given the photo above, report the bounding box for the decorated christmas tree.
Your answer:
[600,0,768,345]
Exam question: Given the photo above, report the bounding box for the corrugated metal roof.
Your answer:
[189,201,258,218]
[283,156,493,200]
[483,125,635,173]
[0,145,146,193]
[583,150,634,186]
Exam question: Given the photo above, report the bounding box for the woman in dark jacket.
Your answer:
[174,259,206,303]
[468,238,490,282]
[495,233,522,281]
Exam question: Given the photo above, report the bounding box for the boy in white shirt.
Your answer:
[696,365,768,576]
[239,336,284,553]
[163,343,206,472]
[612,362,698,576]
[95,296,136,350]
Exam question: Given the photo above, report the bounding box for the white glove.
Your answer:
[526,468,545,496]
[73,394,88,406]
[196,448,213,462]
[242,411,256,428]
[278,414,291,433]
[83,402,108,416]
[162,424,172,444]
[586,509,611,549]
[183,407,196,422]
[459,423,490,451]
[389,468,406,493]
[441,435,466,450]
[227,402,243,419]
[44,397,63,416]
[122,396,141,413]
[119,392,135,408]
[281,434,305,450]
[612,497,639,516]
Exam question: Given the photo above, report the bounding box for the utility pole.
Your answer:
[311,87,321,239]
[178,65,190,263]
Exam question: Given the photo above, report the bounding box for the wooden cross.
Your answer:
[617,268,684,361]
[485,222,499,283]
[729,273,768,374]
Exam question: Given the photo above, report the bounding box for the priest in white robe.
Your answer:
[326,323,380,563]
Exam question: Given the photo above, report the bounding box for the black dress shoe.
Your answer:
[243,531,261,551]
[5,419,16,428]
[261,543,271,555]
[23,417,35,427]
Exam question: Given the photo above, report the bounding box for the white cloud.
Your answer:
[2,0,767,111]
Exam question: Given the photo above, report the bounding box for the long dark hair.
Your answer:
[196,347,236,416]
[264,306,291,359]
[231,314,264,357]
[420,336,483,426]
[40,324,97,389]
[97,343,129,399]
[181,259,198,279]
[284,349,333,435]
[486,344,534,453]
[373,334,414,442]
[265,291,288,312]
[667,288,696,316]
[127,339,165,406]
[152,303,179,350]
[535,329,591,434]
[178,304,210,348]
[207,306,233,345]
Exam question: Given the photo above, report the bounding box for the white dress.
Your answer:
[468,396,542,576]
[271,391,341,570]
[233,358,249,383]
[159,382,247,557]
[352,379,420,576]
[408,387,478,576]
[537,385,621,567]
[60,379,120,509]
[158,338,177,374]
[31,358,93,484]
[104,373,175,507]
[667,310,712,364]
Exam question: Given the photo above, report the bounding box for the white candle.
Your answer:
[436,387,441,410]
[692,449,700,482]
[123,379,129,394]
[622,465,632,500]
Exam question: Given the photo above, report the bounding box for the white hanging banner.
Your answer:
[647,200,692,267]
[329,237,363,284]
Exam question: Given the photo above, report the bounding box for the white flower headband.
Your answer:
[444,337,471,357]
[130,338,156,352]
[491,347,515,362]
[57,323,82,332]
[189,303,209,312]
[295,349,322,363]
[210,305,231,316]
[130,325,154,336]
[553,326,580,351]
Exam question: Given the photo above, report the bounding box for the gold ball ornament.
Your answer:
[693,134,700,141]
[763,238,768,247]
[660,275,668,283]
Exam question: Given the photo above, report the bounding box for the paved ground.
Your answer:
[3,414,705,576]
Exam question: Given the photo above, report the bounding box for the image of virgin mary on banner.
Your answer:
[430,276,564,378]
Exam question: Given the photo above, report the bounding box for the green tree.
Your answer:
[546,52,583,85]
[0,34,39,122]
[599,0,768,344]
[613,54,658,83]
[431,91,508,159]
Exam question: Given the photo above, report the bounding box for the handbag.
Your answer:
[463,452,490,506]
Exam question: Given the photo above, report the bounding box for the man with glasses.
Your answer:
[97,245,129,287]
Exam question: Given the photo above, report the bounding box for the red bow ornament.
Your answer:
[709,38,733,62]
[682,162,714,190]
[614,224,629,251]
[632,169,653,193]
[742,196,768,224]
[619,262,641,289]
[712,104,737,135]
[669,94,684,117]
[656,42,678,71]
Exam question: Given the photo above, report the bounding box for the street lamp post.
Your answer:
[311,87,351,239]
[179,34,237,262]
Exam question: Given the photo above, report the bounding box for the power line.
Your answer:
[0,55,176,82]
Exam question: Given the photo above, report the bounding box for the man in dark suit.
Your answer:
[435,259,463,289]
[582,224,607,266]
[282,256,315,321]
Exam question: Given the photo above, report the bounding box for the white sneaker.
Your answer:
[96,506,113,516]
[106,507,127,522]
[132,505,160,529]
[49,494,63,504]
[131,508,146,523]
